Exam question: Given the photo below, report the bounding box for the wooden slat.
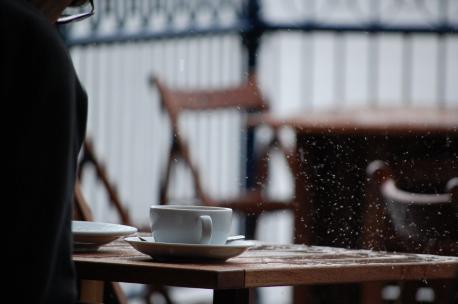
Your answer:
[249,107,458,135]
[244,261,458,287]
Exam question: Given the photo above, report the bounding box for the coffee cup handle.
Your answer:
[199,215,212,244]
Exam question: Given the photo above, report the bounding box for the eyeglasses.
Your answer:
[57,0,94,25]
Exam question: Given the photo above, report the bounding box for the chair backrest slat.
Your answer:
[153,74,268,115]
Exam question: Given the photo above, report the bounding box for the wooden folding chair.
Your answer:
[151,73,298,238]
[361,160,458,304]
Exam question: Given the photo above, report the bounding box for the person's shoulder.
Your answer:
[0,0,74,79]
[0,0,68,54]
[1,0,77,110]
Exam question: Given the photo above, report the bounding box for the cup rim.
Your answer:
[150,205,232,212]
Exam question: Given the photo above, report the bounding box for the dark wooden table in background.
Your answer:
[251,107,458,247]
[74,239,458,304]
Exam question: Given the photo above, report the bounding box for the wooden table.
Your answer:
[250,107,458,303]
[74,239,458,303]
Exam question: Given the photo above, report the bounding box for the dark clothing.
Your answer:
[1,0,87,303]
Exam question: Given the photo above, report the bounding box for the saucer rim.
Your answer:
[72,220,138,236]
[124,236,254,249]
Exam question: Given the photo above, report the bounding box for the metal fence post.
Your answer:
[241,0,263,239]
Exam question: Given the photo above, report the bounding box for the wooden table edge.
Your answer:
[74,257,246,289]
[244,261,458,288]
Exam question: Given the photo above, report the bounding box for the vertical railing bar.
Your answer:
[188,38,201,197]
[241,0,258,201]
[175,39,182,87]
[232,35,239,85]
[209,37,217,197]
[199,37,206,88]
[104,46,114,216]
[175,39,186,199]
[153,39,161,204]
[146,41,152,204]
[334,32,346,108]
[185,39,192,200]
[94,47,104,205]
[98,45,108,219]
[306,0,316,109]
[130,42,141,207]
[165,39,177,199]
[298,34,309,109]
[116,45,125,196]
[305,34,315,109]
[79,46,95,205]
[198,36,208,194]
[239,35,247,191]
[162,39,175,200]
[172,39,186,200]
[135,42,143,204]
[275,33,282,109]
[232,35,241,197]
[208,37,217,197]
[151,40,160,204]
[192,37,200,200]
[137,42,145,210]
[367,34,379,107]
[100,46,110,213]
[121,44,130,204]
[126,43,134,209]
[158,38,168,201]
[180,37,189,200]
[120,44,129,206]
[92,47,102,162]
[216,36,225,197]
[187,39,195,200]
[437,0,448,109]
[401,33,413,106]
[198,37,205,198]
[185,37,192,88]
[368,0,380,107]
[436,35,446,109]
[216,35,223,199]
[225,35,231,198]
[213,36,219,199]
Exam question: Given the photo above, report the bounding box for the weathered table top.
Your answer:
[74,240,458,290]
[249,107,458,135]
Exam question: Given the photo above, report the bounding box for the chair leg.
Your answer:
[399,281,418,304]
[360,282,384,304]
[103,282,129,304]
[430,279,453,304]
[144,284,174,304]
[244,214,259,240]
[214,288,252,304]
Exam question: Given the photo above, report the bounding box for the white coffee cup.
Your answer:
[149,205,232,245]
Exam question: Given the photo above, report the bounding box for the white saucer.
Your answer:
[72,221,137,252]
[124,236,254,261]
